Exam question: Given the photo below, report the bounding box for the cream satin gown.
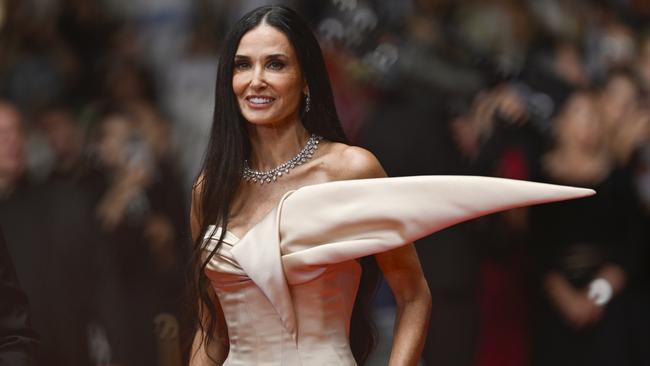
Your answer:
[203,176,594,365]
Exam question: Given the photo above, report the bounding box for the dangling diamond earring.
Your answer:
[305,93,311,113]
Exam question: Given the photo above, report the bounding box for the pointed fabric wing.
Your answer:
[277,176,595,284]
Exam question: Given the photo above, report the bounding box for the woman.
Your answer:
[189,6,430,365]
[530,92,641,366]
[188,6,592,365]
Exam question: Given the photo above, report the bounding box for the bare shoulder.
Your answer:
[190,172,206,240]
[192,172,206,198]
[321,142,387,180]
[191,172,208,215]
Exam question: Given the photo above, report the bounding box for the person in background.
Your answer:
[86,107,186,366]
[530,92,642,366]
[36,105,86,180]
[0,99,97,365]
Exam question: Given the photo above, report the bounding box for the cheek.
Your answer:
[274,74,303,101]
[232,74,246,97]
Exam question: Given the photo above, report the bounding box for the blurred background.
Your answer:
[1,0,649,365]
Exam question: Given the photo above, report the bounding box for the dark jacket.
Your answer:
[0,225,39,366]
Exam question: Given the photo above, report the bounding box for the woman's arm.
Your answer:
[337,147,432,365]
[188,290,229,366]
[544,263,626,330]
[544,271,602,329]
[189,180,229,365]
[376,245,432,366]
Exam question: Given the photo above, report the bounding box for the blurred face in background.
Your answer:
[105,63,148,103]
[96,114,132,170]
[556,93,602,151]
[554,42,588,87]
[232,23,306,127]
[39,110,83,169]
[600,74,638,129]
[0,103,25,180]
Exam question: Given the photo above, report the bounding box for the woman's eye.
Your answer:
[235,62,250,70]
[267,61,285,70]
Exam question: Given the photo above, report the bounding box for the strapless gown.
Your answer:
[202,176,594,365]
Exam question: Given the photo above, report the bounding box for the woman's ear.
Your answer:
[303,84,309,96]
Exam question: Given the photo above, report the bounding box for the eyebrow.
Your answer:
[234,53,289,60]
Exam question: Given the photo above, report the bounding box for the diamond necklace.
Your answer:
[243,134,322,184]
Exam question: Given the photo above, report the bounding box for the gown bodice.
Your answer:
[201,176,594,366]
[205,228,361,365]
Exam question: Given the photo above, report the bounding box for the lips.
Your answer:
[245,95,276,106]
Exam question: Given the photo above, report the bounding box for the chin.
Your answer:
[243,115,280,126]
[241,110,296,127]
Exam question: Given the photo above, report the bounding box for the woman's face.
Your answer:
[556,94,602,149]
[232,23,305,127]
[600,75,637,128]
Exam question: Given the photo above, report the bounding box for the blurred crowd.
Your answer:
[1,0,649,365]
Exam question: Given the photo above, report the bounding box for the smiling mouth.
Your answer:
[246,96,276,105]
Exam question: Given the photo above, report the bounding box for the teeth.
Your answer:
[249,97,274,104]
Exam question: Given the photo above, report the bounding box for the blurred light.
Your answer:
[332,0,357,12]
[363,43,399,73]
[352,7,378,32]
[602,33,636,65]
[319,18,345,42]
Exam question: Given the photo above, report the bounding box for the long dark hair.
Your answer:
[188,5,379,364]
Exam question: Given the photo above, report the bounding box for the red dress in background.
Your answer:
[476,148,532,366]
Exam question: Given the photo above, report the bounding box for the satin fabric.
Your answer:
[203,176,594,365]
[205,228,360,365]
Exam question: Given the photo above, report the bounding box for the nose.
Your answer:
[250,65,267,90]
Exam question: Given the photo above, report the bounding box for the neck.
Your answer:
[247,119,310,171]
[55,153,80,175]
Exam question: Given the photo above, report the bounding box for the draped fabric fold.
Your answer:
[230,191,298,341]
